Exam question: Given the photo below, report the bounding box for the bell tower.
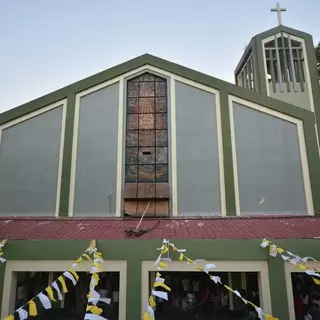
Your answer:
[234,3,320,113]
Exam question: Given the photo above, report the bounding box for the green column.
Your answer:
[0,263,5,314]
[219,88,236,216]
[58,93,76,217]
[126,258,141,320]
[268,258,289,320]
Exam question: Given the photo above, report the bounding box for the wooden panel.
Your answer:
[124,200,169,217]
[124,182,170,199]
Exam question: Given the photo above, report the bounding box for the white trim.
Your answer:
[170,79,178,214]
[261,33,315,112]
[115,78,125,217]
[284,262,320,320]
[68,78,121,216]
[229,95,314,216]
[0,100,67,217]
[69,64,226,217]
[141,260,272,318]
[1,260,127,320]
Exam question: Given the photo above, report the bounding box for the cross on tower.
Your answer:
[271,2,287,25]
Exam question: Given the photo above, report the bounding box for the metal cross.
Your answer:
[271,2,287,25]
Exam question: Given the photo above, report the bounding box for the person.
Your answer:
[295,293,304,320]
[15,283,27,309]
[220,289,229,319]
[301,292,310,314]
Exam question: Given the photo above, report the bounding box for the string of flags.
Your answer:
[143,239,278,320]
[84,240,110,320]
[261,239,320,286]
[3,240,98,320]
[0,239,7,263]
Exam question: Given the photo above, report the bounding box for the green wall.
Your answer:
[2,239,320,320]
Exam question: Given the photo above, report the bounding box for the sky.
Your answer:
[0,0,319,112]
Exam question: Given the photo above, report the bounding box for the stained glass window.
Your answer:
[125,73,169,185]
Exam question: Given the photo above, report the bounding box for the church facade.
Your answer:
[0,24,320,320]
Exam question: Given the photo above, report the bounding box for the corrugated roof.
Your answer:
[0,216,319,240]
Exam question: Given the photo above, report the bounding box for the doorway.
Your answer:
[149,271,261,320]
[13,271,120,320]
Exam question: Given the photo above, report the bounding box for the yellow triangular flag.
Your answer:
[296,264,307,270]
[93,272,100,286]
[58,276,68,293]
[45,287,57,301]
[3,315,14,320]
[277,247,284,254]
[93,262,103,272]
[82,253,93,262]
[161,246,168,255]
[149,295,156,308]
[179,253,184,261]
[158,261,168,269]
[143,311,153,320]
[153,281,171,291]
[156,272,161,278]
[86,305,103,315]
[313,277,320,285]
[224,285,233,292]
[196,266,204,272]
[29,300,38,316]
[186,258,194,264]
[75,257,83,264]
[265,314,279,320]
[69,268,79,281]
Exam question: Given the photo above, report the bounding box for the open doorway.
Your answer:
[149,271,261,320]
[291,272,320,320]
[14,271,120,320]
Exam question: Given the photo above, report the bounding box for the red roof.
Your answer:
[0,216,320,240]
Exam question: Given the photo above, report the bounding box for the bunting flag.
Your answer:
[3,240,96,320]
[84,240,110,320]
[144,239,278,320]
[0,239,8,263]
[143,240,172,320]
[261,239,320,286]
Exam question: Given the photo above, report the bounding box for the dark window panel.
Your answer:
[137,73,156,82]
[139,130,155,146]
[155,114,167,129]
[126,131,138,147]
[155,76,166,82]
[139,114,155,129]
[156,82,167,97]
[127,114,138,130]
[139,147,155,164]
[125,165,138,182]
[155,165,168,182]
[156,147,168,164]
[127,82,139,97]
[127,98,139,113]
[139,98,155,113]
[126,148,138,164]
[156,97,167,113]
[138,165,156,182]
[155,130,168,146]
[139,82,155,97]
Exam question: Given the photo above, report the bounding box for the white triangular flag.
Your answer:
[84,314,106,320]
[38,292,52,309]
[17,308,29,320]
[0,257,5,263]
[211,276,222,284]
[147,305,155,320]
[204,264,216,274]
[260,239,269,248]
[269,245,277,257]
[52,281,63,301]
[63,271,77,285]
[152,290,168,300]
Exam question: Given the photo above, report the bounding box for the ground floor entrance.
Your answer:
[14,271,120,320]
[150,271,261,320]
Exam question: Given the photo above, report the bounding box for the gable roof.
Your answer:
[0,53,314,126]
